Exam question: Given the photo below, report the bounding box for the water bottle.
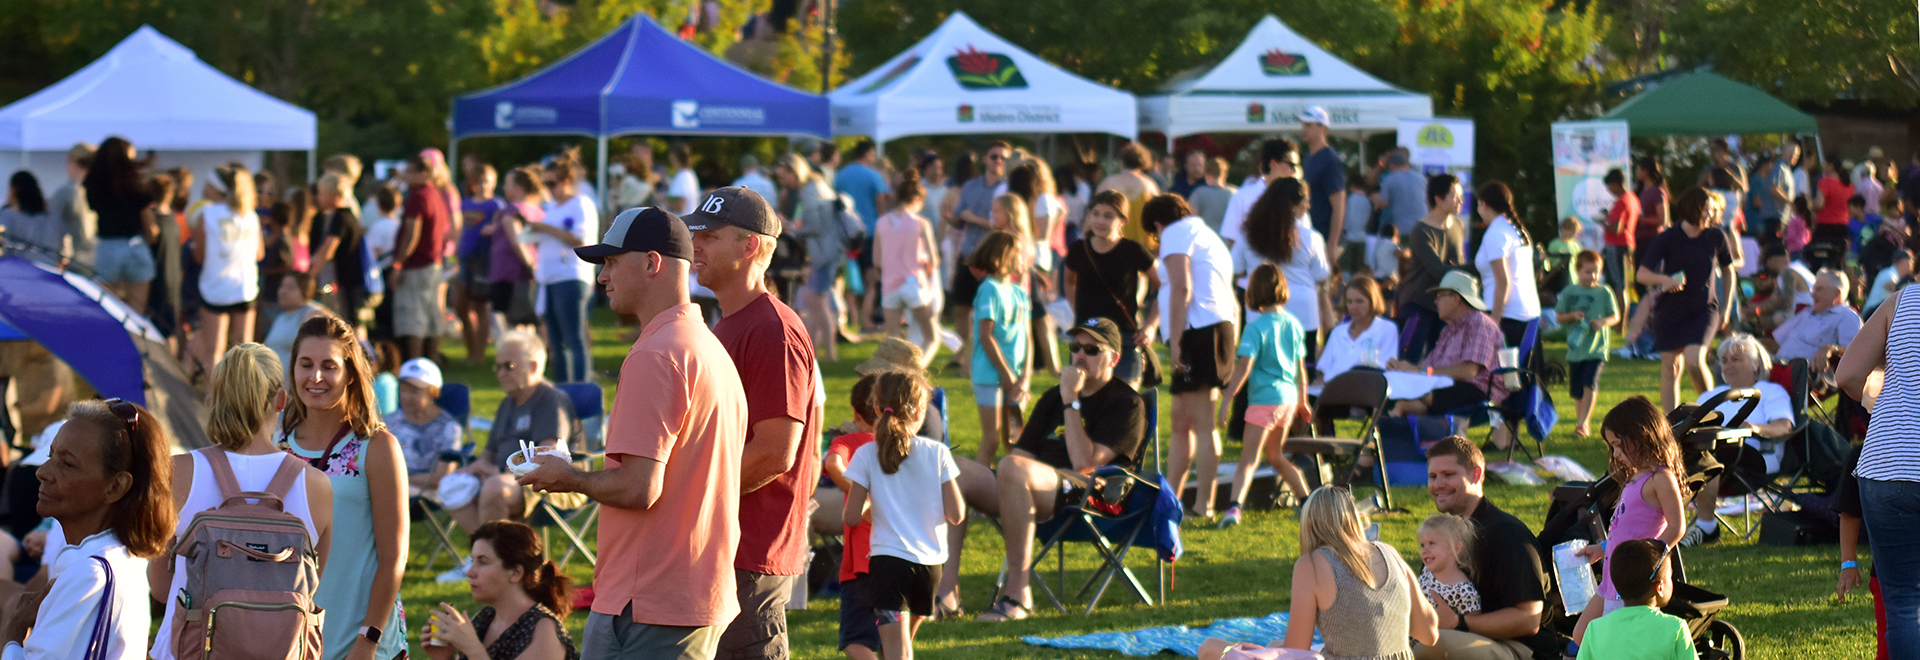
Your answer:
[1553,540,1599,614]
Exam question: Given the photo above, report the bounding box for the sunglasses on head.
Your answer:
[104,398,139,433]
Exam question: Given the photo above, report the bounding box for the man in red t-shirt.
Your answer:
[392,154,450,360]
[686,186,823,659]
[1604,168,1639,315]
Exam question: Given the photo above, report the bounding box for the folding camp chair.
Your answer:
[414,383,473,572]
[1026,388,1168,615]
[1438,318,1552,462]
[527,383,605,567]
[1716,358,1841,539]
[1286,370,1394,509]
[930,386,950,445]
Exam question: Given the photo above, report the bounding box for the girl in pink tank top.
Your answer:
[1573,396,1688,645]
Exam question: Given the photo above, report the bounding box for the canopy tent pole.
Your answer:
[597,134,610,219]
[307,150,317,183]
[448,138,460,193]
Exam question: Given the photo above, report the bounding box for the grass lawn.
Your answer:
[399,309,1872,658]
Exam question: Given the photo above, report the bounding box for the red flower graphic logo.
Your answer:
[947,44,1027,90]
[1258,49,1311,76]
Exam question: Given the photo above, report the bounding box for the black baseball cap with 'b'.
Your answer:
[683,186,780,236]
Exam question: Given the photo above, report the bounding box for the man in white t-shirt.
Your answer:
[1219,139,1301,248]
[1149,195,1237,520]
[666,143,701,216]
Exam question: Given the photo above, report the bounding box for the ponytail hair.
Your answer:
[470,521,575,617]
[870,370,931,474]
[67,399,177,558]
[206,343,285,451]
[215,163,256,216]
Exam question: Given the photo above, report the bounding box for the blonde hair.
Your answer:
[1417,513,1478,581]
[206,343,285,450]
[870,370,931,474]
[215,163,257,216]
[992,193,1030,241]
[1300,486,1376,585]
[317,172,356,210]
[498,329,548,368]
[775,153,813,183]
[322,154,363,182]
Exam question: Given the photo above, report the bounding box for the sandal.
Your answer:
[933,598,966,620]
[976,595,1030,622]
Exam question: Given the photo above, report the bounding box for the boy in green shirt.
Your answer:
[1576,539,1697,660]
[1555,250,1618,437]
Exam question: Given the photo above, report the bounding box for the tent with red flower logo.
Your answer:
[1139,15,1431,144]
[828,11,1136,144]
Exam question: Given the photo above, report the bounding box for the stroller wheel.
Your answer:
[1698,619,1744,660]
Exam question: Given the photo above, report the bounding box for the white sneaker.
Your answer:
[435,558,473,584]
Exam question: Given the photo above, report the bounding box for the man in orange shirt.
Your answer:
[521,207,749,659]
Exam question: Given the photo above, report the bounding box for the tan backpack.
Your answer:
[171,448,324,660]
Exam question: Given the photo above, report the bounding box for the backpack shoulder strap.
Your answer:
[197,447,243,501]
[265,454,307,501]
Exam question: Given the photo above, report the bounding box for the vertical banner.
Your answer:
[1398,117,1476,212]
[1550,120,1631,224]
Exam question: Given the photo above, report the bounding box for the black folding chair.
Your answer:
[1025,388,1168,615]
[1287,370,1394,510]
[527,383,604,567]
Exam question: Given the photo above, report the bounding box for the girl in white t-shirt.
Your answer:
[191,164,265,375]
[842,371,964,660]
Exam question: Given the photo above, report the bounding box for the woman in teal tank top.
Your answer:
[281,314,410,660]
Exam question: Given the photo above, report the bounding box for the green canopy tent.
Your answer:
[1601,71,1818,136]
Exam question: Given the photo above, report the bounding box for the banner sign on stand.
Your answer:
[1398,117,1476,214]
[1550,120,1631,226]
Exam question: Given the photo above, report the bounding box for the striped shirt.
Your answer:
[1859,284,1920,482]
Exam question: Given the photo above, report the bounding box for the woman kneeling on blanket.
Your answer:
[1198,487,1437,660]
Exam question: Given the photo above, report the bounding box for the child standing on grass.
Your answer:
[1557,250,1620,437]
[1415,513,1482,620]
[843,371,966,660]
[1576,539,1697,660]
[1572,396,1686,646]
[969,231,1031,466]
[825,374,883,660]
[1218,263,1310,527]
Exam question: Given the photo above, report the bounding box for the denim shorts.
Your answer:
[806,260,841,295]
[973,383,1004,408]
[94,236,155,284]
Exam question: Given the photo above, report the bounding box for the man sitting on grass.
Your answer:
[1575,539,1696,660]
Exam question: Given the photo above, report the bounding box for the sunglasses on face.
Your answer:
[987,154,1006,162]
[1070,343,1106,356]
[495,361,519,372]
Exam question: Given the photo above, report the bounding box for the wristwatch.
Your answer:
[359,626,382,644]
[1068,399,1082,412]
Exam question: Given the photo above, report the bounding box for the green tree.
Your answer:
[1666,0,1920,106]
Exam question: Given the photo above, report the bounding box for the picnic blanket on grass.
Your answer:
[1023,612,1311,657]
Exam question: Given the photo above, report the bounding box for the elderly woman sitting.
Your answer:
[1683,333,1796,548]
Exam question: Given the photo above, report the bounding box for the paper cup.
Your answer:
[1498,347,1521,390]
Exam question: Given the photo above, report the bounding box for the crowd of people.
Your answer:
[1,110,1918,659]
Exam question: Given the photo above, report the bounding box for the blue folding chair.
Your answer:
[930,386,950,445]
[1434,318,1554,462]
[1027,387,1172,615]
[415,382,474,571]
[530,382,604,567]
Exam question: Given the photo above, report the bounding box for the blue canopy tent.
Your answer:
[0,255,209,449]
[450,13,832,201]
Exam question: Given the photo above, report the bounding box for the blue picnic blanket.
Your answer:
[1023,612,1308,657]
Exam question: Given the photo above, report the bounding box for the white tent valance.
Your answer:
[1140,15,1431,139]
[830,11,1136,143]
[0,26,316,152]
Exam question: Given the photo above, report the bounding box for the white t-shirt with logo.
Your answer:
[1473,216,1541,321]
[844,437,961,565]
[1157,215,1238,339]
[535,195,597,284]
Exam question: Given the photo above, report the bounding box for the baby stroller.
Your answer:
[1536,388,1755,660]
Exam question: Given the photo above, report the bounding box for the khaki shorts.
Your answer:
[393,263,445,338]
[582,603,721,660]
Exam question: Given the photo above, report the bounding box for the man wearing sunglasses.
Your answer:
[974,317,1147,622]
[947,140,1012,373]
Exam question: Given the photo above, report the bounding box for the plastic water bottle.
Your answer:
[1553,540,1598,614]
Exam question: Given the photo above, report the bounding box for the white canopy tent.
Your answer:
[1139,15,1431,146]
[0,25,317,188]
[830,11,1136,145]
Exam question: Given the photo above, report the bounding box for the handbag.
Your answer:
[1079,241,1163,388]
[82,555,116,660]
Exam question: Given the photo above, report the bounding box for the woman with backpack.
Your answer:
[151,343,335,660]
[1,398,173,659]
[279,314,408,660]
[422,521,578,660]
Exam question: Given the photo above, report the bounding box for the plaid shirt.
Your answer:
[1424,310,1507,403]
